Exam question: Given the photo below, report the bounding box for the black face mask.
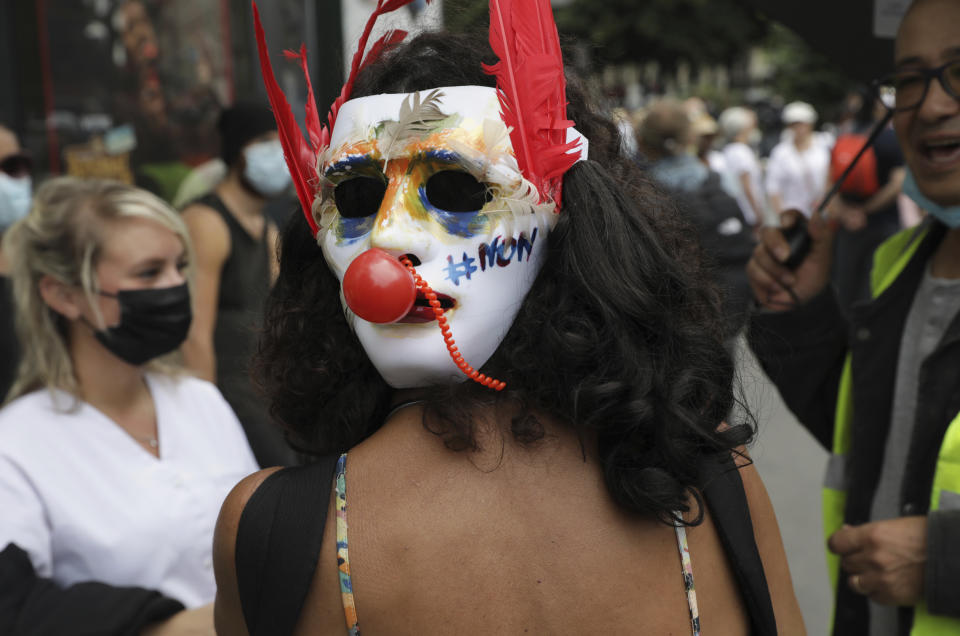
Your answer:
[93,283,192,365]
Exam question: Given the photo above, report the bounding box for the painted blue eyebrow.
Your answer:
[326,149,471,176]
[423,149,463,164]
[325,154,377,176]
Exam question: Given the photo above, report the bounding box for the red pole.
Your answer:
[35,0,60,174]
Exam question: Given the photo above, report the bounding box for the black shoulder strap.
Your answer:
[194,192,231,222]
[236,455,339,636]
[700,455,778,636]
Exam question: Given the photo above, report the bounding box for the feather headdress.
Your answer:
[483,0,580,210]
[253,0,578,234]
[252,0,423,235]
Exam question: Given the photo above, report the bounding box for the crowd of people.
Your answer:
[625,86,918,325]
[0,0,957,634]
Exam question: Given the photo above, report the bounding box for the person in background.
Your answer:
[181,104,295,468]
[684,98,728,175]
[828,89,906,308]
[747,0,960,632]
[638,99,755,342]
[765,101,831,218]
[690,108,744,202]
[0,125,31,400]
[693,113,728,173]
[0,177,257,635]
[613,107,639,158]
[719,106,766,231]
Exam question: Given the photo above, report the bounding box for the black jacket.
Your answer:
[660,169,755,339]
[748,220,960,635]
[0,543,183,635]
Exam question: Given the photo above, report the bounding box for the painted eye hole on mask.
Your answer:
[334,176,387,219]
[424,170,492,213]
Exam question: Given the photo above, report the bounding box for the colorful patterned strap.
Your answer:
[336,453,360,635]
[336,452,699,635]
[675,523,702,636]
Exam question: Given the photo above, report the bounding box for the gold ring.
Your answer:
[850,574,863,594]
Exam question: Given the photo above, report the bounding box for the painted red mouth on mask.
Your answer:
[397,291,456,323]
[398,255,505,391]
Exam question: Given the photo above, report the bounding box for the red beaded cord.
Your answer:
[400,256,506,391]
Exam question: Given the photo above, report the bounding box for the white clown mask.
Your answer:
[316,86,585,388]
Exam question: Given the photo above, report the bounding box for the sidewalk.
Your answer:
[734,335,832,635]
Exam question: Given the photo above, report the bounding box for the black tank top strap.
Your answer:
[701,454,779,635]
[194,191,232,227]
[235,456,339,636]
[193,192,271,313]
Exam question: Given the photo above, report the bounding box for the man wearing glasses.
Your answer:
[746,0,960,633]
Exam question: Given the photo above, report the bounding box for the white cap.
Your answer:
[782,101,817,125]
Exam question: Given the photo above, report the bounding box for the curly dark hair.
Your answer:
[255,31,752,524]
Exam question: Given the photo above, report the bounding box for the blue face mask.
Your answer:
[902,169,960,228]
[0,173,32,231]
[242,139,291,197]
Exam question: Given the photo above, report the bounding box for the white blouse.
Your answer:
[722,142,766,226]
[764,140,831,218]
[0,373,259,608]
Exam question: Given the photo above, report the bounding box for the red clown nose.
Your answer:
[342,248,417,323]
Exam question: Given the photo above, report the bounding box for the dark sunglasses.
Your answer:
[874,60,960,112]
[0,154,33,178]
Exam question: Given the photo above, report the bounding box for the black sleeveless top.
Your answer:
[195,193,293,467]
[0,275,19,401]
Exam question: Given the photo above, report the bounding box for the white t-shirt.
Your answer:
[722,142,765,226]
[764,140,831,217]
[706,150,728,176]
[0,373,259,607]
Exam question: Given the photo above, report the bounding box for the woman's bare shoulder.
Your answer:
[212,467,284,636]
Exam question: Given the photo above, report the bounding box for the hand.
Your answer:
[745,209,835,311]
[827,517,927,606]
[141,603,215,636]
[841,207,867,232]
[829,199,868,232]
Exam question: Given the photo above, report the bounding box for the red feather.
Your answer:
[284,45,324,154]
[252,3,318,234]
[327,0,429,132]
[484,0,579,209]
[252,0,429,235]
[362,29,408,74]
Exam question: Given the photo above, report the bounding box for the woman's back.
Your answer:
[272,407,795,635]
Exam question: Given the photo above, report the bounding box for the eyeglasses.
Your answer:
[0,154,32,178]
[875,60,960,112]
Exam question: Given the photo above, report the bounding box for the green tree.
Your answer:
[762,23,854,121]
[554,0,768,71]
[444,0,490,34]
[445,0,768,71]
[443,0,855,119]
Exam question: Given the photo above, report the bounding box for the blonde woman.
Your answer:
[0,177,257,635]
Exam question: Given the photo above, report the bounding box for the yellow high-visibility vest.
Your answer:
[824,226,960,634]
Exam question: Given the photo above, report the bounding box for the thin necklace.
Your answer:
[384,399,426,421]
[130,433,159,449]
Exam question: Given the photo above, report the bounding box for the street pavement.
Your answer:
[733,336,832,635]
